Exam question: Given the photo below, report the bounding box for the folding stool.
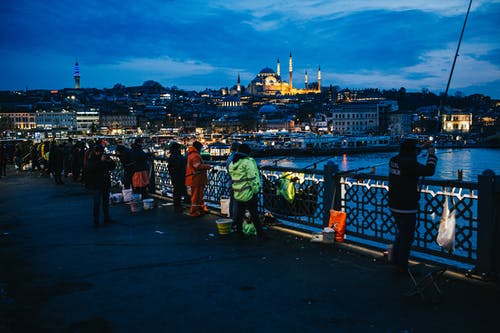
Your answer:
[405,263,447,301]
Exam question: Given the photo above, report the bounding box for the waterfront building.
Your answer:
[100,114,137,134]
[1,111,36,130]
[35,110,76,130]
[76,108,99,133]
[330,99,397,135]
[442,112,472,133]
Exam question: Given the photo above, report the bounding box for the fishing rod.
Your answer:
[437,0,473,126]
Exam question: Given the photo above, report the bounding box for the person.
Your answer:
[71,141,85,182]
[86,145,117,227]
[30,142,42,173]
[185,141,211,217]
[167,142,186,214]
[14,144,23,172]
[229,143,268,240]
[116,144,135,189]
[225,141,240,219]
[130,138,150,198]
[52,143,65,185]
[388,139,437,271]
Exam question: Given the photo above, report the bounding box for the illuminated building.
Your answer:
[247,52,321,96]
[442,112,472,133]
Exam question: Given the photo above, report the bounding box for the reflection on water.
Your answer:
[257,148,500,182]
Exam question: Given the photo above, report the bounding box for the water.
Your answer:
[257,148,500,182]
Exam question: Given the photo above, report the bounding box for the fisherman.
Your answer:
[388,139,437,272]
[185,141,211,217]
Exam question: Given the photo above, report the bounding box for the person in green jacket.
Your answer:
[229,143,268,240]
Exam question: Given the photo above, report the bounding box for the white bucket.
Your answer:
[122,188,133,202]
[322,227,335,244]
[143,198,154,210]
[220,197,230,216]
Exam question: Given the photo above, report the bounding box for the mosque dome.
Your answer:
[259,67,276,75]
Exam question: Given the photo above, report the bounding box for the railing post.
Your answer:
[476,170,499,277]
[322,161,339,227]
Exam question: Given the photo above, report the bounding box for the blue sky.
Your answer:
[1,0,499,98]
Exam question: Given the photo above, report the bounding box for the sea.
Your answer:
[257,148,500,182]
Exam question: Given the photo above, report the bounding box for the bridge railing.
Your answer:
[111,157,498,275]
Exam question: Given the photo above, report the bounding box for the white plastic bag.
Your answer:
[436,197,456,251]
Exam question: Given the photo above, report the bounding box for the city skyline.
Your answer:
[1,1,499,98]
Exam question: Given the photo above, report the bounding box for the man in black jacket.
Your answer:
[86,145,116,227]
[167,142,186,214]
[388,139,437,271]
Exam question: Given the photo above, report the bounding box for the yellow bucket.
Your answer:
[216,218,233,235]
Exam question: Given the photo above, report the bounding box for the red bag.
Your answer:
[328,209,347,242]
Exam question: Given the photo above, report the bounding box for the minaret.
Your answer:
[73,61,80,89]
[237,73,241,95]
[317,66,321,92]
[305,70,308,90]
[289,51,293,91]
[276,58,281,77]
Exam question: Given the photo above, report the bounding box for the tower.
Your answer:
[74,61,80,89]
[237,73,241,95]
[317,66,321,92]
[276,58,281,77]
[289,51,293,91]
[305,70,308,90]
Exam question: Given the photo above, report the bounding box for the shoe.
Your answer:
[93,220,99,228]
[190,212,201,218]
[104,218,116,224]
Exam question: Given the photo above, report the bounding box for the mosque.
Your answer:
[245,52,321,96]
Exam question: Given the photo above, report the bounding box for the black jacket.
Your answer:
[86,153,116,190]
[388,152,437,213]
[167,151,186,188]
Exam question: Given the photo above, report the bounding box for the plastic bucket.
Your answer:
[322,227,335,244]
[216,218,233,235]
[220,197,230,216]
[143,198,154,210]
[129,200,142,212]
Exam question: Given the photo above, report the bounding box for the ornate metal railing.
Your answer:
[110,157,498,274]
[339,174,478,267]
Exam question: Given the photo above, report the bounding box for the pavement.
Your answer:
[1,169,499,333]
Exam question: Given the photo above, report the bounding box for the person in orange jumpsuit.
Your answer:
[185,141,211,217]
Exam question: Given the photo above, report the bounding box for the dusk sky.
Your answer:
[1,0,499,98]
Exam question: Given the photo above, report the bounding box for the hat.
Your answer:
[400,139,417,155]
[238,143,251,155]
[169,141,181,152]
[193,141,203,152]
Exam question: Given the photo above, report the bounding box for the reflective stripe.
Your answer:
[233,185,252,192]
[390,207,418,214]
[233,176,256,183]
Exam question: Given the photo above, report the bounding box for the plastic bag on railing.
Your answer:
[436,197,456,252]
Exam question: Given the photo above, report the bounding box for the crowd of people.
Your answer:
[2,137,438,252]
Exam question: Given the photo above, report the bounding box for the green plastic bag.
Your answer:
[243,221,257,236]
